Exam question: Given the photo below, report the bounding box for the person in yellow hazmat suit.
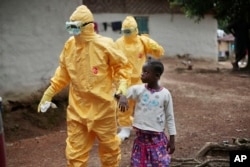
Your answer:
[115,16,165,141]
[37,5,131,167]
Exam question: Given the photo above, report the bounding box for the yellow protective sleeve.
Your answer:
[116,79,128,95]
[140,35,165,58]
[37,45,71,113]
[37,86,57,112]
[109,42,132,96]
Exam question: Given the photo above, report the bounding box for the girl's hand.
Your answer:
[117,94,129,112]
[167,135,175,154]
[167,142,175,154]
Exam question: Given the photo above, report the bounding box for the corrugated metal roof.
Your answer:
[218,34,235,42]
[83,0,182,14]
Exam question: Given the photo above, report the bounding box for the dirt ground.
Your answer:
[2,57,250,167]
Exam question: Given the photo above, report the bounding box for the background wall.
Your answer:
[0,1,218,100]
[0,0,81,100]
[94,13,218,60]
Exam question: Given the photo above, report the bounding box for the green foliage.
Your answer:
[169,0,250,23]
[217,19,230,32]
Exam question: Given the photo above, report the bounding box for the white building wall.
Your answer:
[0,1,217,100]
[94,13,218,60]
[0,0,82,100]
[150,14,218,60]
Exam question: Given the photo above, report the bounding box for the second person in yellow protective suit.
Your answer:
[115,16,165,140]
[37,5,131,167]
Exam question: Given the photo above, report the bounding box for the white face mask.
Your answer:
[65,21,93,36]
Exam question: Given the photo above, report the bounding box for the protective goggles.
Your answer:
[121,28,137,36]
[65,21,93,35]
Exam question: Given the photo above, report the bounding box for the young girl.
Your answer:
[118,58,176,167]
[115,16,165,141]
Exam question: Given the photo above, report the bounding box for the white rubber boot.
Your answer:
[118,127,131,141]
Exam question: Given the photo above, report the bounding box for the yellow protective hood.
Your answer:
[122,16,138,43]
[70,5,96,42]
[122,16,137,29]
[70,5,94,23]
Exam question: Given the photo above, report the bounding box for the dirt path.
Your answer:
[3,57,250,167]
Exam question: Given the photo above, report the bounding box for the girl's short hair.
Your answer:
[147,56,164,76]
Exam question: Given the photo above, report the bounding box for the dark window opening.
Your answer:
[134,16,149,35]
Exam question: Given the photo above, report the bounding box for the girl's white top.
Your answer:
[127,84,176,135]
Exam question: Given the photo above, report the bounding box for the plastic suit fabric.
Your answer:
[115,16,165,127]
[41,5,131,167]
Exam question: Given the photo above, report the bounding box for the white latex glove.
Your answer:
[40,101,57,113]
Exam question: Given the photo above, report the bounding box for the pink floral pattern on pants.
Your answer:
[131,129,171,167]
